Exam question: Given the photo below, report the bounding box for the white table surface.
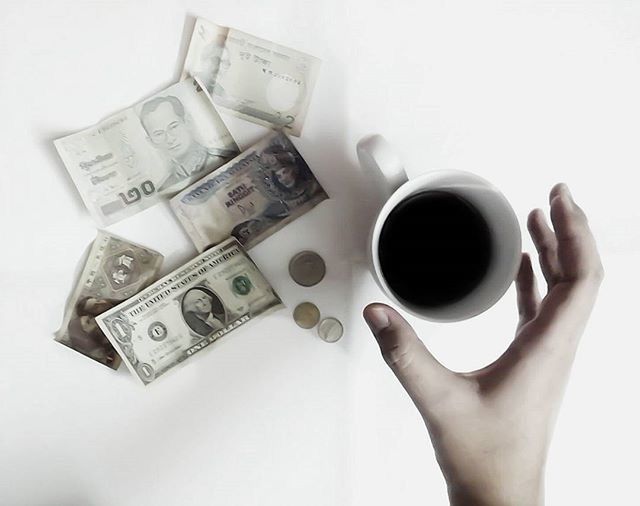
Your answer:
[1,1,638,504]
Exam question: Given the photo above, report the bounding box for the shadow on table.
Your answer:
[81,36,387,503]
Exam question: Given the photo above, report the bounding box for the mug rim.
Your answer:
[370,169,522,322]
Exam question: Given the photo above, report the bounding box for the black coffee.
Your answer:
[378,190,493,309]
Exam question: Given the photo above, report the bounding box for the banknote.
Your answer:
[55,231,164,369]
[95,237,282,385]
[54,78,240,226]
[170,131,328,252]
[182,17,321,136]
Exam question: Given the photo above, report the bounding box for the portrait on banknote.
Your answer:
[230,136,324,242]
[259,140,323,207]
[66,296,119,367]
[137,93,236,192]
[96,238,283,385]
[55,79,239,226]
[171,131,329,252]
[55,231,164,369]
[190,23,232,98]
[181,286,227,337]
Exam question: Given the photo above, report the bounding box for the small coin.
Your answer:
[288,251,326,287]
[317,317,343,343]
[293,302,321,329]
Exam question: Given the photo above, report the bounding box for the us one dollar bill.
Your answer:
[55,231,164,369]
[170,131,328,252]
[182,17,321,136]
[95,237,283,385]
[54,78,239,226]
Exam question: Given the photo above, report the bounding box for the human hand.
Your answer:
[363,184,603,506]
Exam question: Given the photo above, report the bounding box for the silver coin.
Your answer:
[317,317,343,343]
[288,250,326,287]
[293,302,321,329]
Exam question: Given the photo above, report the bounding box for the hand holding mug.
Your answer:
[363,184,604,506]
[358,134,522,322]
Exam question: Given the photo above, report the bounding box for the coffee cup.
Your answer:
[357,134,522,322]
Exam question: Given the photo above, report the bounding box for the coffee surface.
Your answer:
[378,190,493,309]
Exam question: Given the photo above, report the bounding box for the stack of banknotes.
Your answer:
[55,17,328,384]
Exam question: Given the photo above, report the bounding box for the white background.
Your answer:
[1,1,638,505]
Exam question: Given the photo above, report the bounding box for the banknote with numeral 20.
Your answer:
[54,78,239,226]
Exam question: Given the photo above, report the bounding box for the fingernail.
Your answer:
[559,183,572,199]
[364,306,390,333]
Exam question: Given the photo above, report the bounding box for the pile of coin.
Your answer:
[289,251,343,343]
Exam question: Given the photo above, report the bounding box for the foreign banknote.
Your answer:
[96,237,282,385]
[170,131,328,252]
[54,78,239,226]
[182,17,321,136]
[55,231,164,368]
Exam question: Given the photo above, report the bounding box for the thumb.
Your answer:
[363,303,455,411]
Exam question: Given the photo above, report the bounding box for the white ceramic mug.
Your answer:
[357,134,522,322]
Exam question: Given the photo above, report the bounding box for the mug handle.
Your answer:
[356,134,408,198]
